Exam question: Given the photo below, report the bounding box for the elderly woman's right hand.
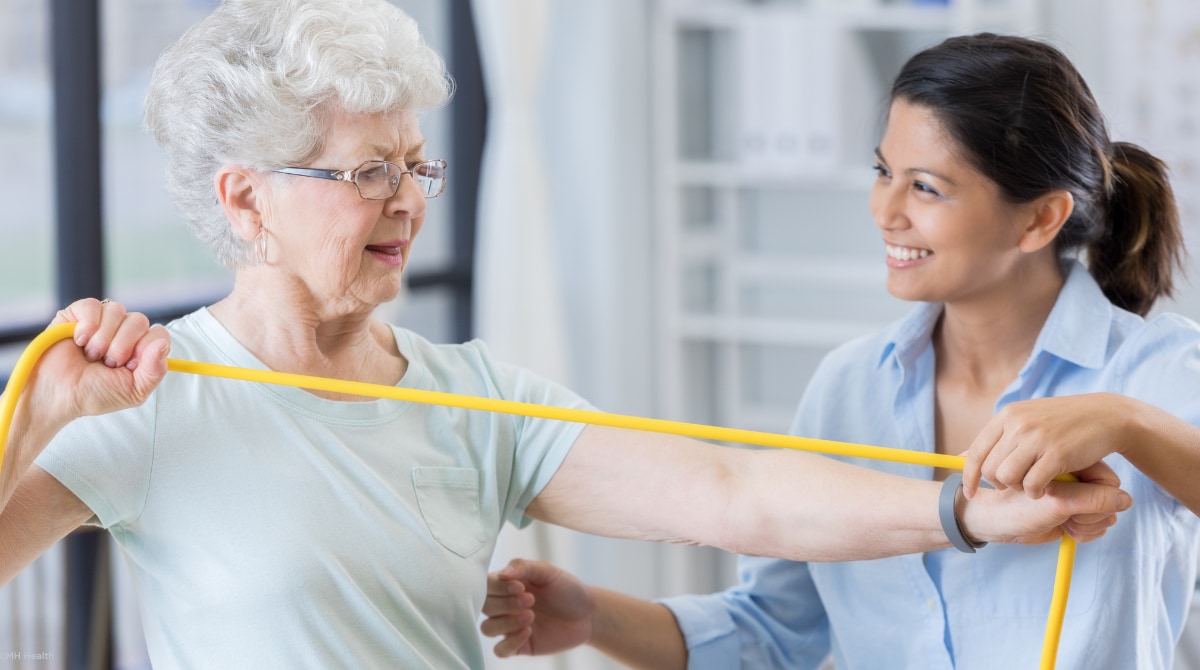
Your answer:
[27,298,171,428]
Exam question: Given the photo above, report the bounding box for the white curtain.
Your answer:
[470,0,568,381]
[470,1,606,668]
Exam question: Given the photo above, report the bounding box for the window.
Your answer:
[101,0,231,313]
[0,1,484,665]
[1,0,482,361]
[0,1,54,329]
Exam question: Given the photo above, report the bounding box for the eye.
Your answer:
[872,163,891,179]
[413,161,438,177]
[913,180,942,197]
[358,164,390,181]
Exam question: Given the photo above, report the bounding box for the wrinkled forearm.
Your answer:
[719,449,953,561]
[531,427,959,562]
[0,389,68,511]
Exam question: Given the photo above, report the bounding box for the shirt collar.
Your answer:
[1028,259,1112,370]
[877,301,942,370]
[877,260,1113,371]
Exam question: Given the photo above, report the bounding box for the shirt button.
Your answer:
[926,598,937,611]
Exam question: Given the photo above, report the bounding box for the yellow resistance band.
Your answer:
[0,322,1076,669]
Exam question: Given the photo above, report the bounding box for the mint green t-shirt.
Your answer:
[36,308,589,669]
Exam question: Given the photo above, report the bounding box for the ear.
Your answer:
[1017,190,1074,254]
[214,165,266,243]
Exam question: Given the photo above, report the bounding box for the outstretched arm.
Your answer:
[481,558,686,670]
[962,393,1200,515]
[528,425,1130,563]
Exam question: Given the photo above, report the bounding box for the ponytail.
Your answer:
[1086,142,1186,316]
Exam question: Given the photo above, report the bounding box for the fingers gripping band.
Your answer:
[940,473,988,553]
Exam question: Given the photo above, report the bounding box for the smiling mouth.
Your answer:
[366,245,401,256]
[885,244,931,261]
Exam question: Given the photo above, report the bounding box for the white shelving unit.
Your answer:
[652,0,1041,435]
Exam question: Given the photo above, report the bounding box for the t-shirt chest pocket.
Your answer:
[412,466,489,558]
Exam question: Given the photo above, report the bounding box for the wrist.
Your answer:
[1112,392,1150,458]
[16,386,72,445]
[941,473,988,551]
[585,585,610,648]
[7,389,70,465]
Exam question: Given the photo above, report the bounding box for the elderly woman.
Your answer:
[0,2,1130,668]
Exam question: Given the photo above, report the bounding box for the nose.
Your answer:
[384,171,427,220]
[870,179,907,232]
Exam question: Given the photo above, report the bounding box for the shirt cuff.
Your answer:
[658,594,741,670]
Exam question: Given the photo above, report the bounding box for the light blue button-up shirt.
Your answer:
[663,261,1200,669]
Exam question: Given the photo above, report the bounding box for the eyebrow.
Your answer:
[364,141,427,159]
[874,147,958,187]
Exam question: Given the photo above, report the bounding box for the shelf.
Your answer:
[670,2,956,32]
[677,160,876,190]
[734,256,886,287]
[676,243,889,286]
[679,314,885,346]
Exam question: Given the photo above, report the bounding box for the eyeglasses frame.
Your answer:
[274,158,448,199]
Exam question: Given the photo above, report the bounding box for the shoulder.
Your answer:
[1106,309,1200,413]
[1141,310,1200,339]
[1109,309,1200,363]
[157,308,230,361]
[390,327,507,387]
[390,327,594,410]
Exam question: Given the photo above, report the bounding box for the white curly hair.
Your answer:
[144,0,453,268]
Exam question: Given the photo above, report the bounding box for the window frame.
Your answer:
[0,0,484,349]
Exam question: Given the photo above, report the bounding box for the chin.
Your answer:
[888,283,940,307]
[885,279,931,304]
[359,276,404,306]
[378,283,404,303]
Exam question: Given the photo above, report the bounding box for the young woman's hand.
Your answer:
[961,394,1133,500]
[481,558,595,658]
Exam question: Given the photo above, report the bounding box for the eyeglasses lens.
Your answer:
[413,162,446,197]
[355,161,446,199]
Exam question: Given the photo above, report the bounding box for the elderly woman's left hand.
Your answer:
[961,393,1134,500]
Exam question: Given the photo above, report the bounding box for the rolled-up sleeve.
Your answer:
[659,555,832,669]
[660,593,741,669]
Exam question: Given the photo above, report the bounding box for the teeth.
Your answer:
[886,245,929,261]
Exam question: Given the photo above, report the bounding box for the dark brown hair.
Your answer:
[890,33,1184,315]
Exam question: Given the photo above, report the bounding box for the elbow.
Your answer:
[704,452,770,556]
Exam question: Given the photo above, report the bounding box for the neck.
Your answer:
[934,259,1066,389]
[208,271,401,386]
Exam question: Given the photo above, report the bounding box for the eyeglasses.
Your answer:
[274,159,447,199]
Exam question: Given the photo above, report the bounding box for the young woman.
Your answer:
[481,33,1200,669]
